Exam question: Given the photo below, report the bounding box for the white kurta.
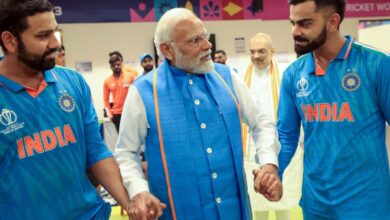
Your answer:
[242,64,304,211]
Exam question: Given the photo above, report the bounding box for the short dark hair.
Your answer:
[289,0,346,25]
[109,55,121,65]
[109,51,123,61]
[215,50,226,56]
[0,0,53,53]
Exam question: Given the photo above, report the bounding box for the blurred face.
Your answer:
[55,49,66,66]
[110,60,122,74]
[290,1,328,56]
[141,57,154,73]
[250,38,274,69]
[169,16,213,73]
[17,12,60,71]
[214,53,226,64]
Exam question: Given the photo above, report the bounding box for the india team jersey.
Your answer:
[0,66,112,219]
[277,36,390,219]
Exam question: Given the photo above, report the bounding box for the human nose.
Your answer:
[253,51,262,59]
[49,33,61,50]
[200,37,212,50]
[291,24,302,37]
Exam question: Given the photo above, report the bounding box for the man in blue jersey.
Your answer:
[116,8,282,220]
[0,0,132,219]
[277,0,390,219]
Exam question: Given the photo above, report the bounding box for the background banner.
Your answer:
[50,0,390,23]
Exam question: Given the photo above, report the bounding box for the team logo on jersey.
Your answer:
[296,77,309,97]
[59,94,76,112]
[0,108,17,126]
[342,72,360,92]
[0,108,24,135]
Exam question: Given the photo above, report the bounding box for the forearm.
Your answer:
[230,71,279,166]
[114,85,150,198]
[91,157,131,208]
[277,118,300,179]
[115,150,149,198]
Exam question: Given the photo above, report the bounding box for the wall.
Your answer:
[359,23,390,52]
[60,18,359,119]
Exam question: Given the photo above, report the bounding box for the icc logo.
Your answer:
[0,109,17,126]
[296,77,309,97]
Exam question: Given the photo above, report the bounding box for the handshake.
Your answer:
[252,164,283,201]
[124,164,283,220]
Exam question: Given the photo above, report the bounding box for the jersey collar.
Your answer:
[303,35,353,76]
[0,68,58,93]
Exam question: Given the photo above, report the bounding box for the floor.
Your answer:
[109,205,303,220]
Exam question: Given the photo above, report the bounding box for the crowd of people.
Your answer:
[0,0,389,220]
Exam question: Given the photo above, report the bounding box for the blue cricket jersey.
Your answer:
[277,36,390,219]
[0,65,113,219]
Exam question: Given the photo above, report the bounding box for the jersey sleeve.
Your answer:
[277,68,301,179]
[377,54,390,123]
[81,77,113,167]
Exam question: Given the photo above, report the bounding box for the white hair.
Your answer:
[250,32,274,48]
[154,8,195,58]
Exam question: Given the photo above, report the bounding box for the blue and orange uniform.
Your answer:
[0,65,112,219]
[277,36,390,219]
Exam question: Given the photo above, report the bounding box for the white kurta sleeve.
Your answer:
[114,85,149,198]
[230,69,280,167]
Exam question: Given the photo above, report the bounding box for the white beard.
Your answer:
[173,47,213,74]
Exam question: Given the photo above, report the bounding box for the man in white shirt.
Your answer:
[115,8,282,220]
[243,33,303,220]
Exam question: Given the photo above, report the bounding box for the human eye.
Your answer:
[192,36,202,44]
[37,33,50,39]
[205,33,210,40]
[301,20,312,28]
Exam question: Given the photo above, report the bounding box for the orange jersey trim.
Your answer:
[25,79,48,98]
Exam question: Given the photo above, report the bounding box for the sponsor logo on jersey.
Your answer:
[296,77,310,97]
[16,124,77,159]
[0,108,24,135]
[301,102,354,122]
[342,72,360,92]
[59,94,76,112]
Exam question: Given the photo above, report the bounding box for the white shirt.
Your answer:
[114,68,280,198]
[250,65,274,120]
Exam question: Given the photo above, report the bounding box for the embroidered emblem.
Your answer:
[0,108,17,126]
[342,73,360,91]
[59,94,76,112]
[296,77,309,97]
[0,108,24,135]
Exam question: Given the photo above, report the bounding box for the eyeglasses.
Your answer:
[250,48,269,55]
[169,33,211,48]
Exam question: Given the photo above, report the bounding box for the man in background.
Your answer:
[278,0,390,219]
[109,51,139,78]
[55,44,66,66]
[0,0,132,219]
[140,53,154,75]
[214,49,238,73]
[103,54,136,132]
[243,33,303,220]
[214,49,227,64]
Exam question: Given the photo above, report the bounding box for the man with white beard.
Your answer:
[115,8,282,220]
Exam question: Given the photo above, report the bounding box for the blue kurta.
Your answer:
[134,60,252,220]
[278,36,390,219]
